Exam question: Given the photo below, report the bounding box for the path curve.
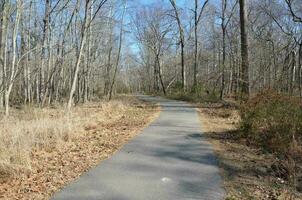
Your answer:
[52,95,225,200]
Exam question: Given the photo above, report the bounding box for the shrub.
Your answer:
[240,90,302,154]
[168,83,220,103]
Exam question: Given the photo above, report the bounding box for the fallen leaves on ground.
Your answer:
[0,96,160,200]
[198,104,302,200]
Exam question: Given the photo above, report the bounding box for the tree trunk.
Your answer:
[299,43,302,97]
[67,0,90,110]
[5,0,22,116]
[239,0,250,98]
[193,0,209,92]
[193,0,198,91]
[104,2,114,96]
[39,0,50,104]
[220,0,227,100]
[220,26,226,100]
[169,0,186,92]
[67,36,86,110]
[156,54,166,95]
[25,1,33,104]
[180,40,186,92]
[0,0,6,109]
[109,0,126,100]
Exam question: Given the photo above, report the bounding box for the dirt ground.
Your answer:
[0,96,160,200]
[198,103,302,200]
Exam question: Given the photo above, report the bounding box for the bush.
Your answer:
[240,90,302,154]
[168,83,220,103]
[168,92,197,102]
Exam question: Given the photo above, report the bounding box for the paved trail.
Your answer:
[52,96,225,200]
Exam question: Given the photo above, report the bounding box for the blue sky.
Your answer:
[137,0,187,7]
[139,0,168,5]
[138,0,217,8]
[125,0,221,56]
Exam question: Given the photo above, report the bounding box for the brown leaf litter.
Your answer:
[0,96,160,200]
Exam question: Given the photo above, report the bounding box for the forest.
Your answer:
[0,0,301,112]
[0,0,302,199]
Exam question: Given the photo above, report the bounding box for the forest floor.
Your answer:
[0,96,160,200]
[198,102,302,200]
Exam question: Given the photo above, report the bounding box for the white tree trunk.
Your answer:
[5,0,22,116]
[67,11,88,110]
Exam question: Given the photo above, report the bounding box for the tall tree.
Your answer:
[0,0,6,109]
[239,0,249,98]
[169,0,186,91]
[219,0,237,99]
[193,0,209,91]
[108,0,127,100]
[67,0,108,110]
[5,0,23,115]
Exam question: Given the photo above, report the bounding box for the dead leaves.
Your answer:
[0,98,160,200]
[199,106,302,200]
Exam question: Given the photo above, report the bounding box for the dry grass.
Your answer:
[0,96,160,199]
[198,104,302,200]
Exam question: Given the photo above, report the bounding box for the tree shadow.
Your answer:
[202,130,271,182]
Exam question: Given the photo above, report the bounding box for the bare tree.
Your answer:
[219,0,237,99]
[0,0,6,109]
[108,0,127,100]
[239,0,249,98]
[5,0,23,115]
[67,0,108,110]
[193,0,209,91]
[0,0,300,115]
[169,0,186,91]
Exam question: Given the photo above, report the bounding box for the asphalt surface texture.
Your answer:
[52,95,225,200]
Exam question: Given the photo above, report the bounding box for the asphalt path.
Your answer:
[52,95,225,200]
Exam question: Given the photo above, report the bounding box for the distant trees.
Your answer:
[219,0,237,99]
[0,0,301,115]
[130,0,302,100]
[0,0,131,116]
[133,6,174,95]
[169,0,186,92]
[68,0,109,110]
[193,0,209,91]
[108,0,127,100]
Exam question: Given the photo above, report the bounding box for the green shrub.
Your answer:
[167,92,197,102]
[240,90,302,154]
[168,83,220,103]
